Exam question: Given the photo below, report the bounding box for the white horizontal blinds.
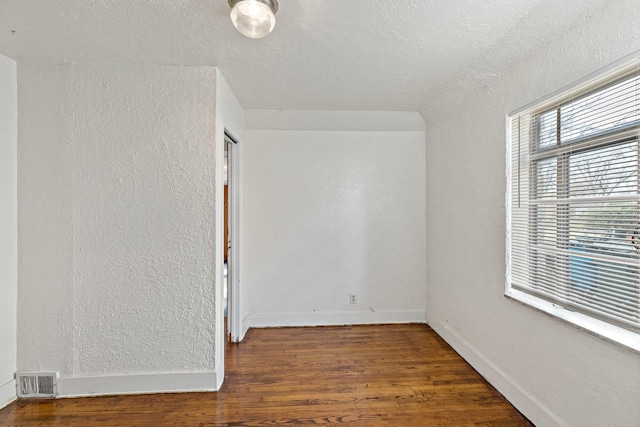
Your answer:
[509,67,640,331]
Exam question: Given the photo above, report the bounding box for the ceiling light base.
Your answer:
[228,0,278,14]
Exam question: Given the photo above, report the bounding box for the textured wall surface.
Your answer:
[18,63,218,378]
[0,53,17,405]
[425,2,640,426]
[243,114,427,326]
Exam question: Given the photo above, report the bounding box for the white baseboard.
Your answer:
[247,310,427,328]
[0,379,16,410]
[428,317,563,427]
[215,360,225,391]
[241,314,250,341]
[57,371,219,398]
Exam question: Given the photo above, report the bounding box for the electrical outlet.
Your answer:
[349,294,357,304]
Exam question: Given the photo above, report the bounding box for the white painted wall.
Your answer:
[18,63,220,396]
[425,2,640,426]
[0,53,17,409]
[243,111,427,327]
[213,70,245,378]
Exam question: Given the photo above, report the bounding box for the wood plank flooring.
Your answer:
[0,324,532,426]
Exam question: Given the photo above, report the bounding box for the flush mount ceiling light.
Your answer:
[228,0,279,39]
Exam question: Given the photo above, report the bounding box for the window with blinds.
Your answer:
[508,65,640,334]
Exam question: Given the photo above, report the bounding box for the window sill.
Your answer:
[505,288,640,355]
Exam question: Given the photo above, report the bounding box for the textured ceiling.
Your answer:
[0,0,610,124]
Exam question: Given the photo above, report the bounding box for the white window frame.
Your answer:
[506,54,640,354]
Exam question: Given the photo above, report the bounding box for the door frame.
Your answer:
[224,131,241,343]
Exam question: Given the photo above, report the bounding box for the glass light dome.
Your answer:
[229,0,278,39]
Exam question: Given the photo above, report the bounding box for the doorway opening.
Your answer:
[224,131,240,343]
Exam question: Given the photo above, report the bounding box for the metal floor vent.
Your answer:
[16,372,58,398]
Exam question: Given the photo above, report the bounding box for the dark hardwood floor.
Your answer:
[0,324,532,426]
